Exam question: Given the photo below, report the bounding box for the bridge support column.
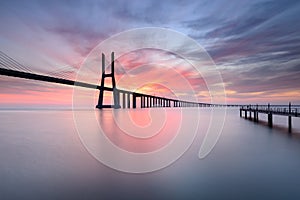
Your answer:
[127,93,130,108]
[150,97,154,108]
[240,109,242,117]
[245,110,248,119]
[141,96,143,108]
[133,94,136,109]
[122,93,126,108]
[113,89,121,109]
[249,111,252,120]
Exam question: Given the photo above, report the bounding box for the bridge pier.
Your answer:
[122,93,126,108]
[133,94,136,108]
[288,102,292,133]
[113,89,121,109]
[141,96,144,108]
[127,93,131,108]
[146,97,148,108]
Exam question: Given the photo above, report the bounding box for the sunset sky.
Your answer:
[0,0,300,108]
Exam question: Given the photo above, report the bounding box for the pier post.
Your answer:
[245,110,248,119]
[288,116,292,133]
[268,113,273,127]
[255,104,258,122]
[288,102,292,133]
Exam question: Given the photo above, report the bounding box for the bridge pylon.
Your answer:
[96,52,121,109]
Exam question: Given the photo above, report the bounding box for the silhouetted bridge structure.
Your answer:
[240,103,300,133]
[1,51,299,132]
[0,51,238,109]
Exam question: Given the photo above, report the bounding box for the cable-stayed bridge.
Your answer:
[0,51,238,109]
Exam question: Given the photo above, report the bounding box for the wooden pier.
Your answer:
[240,103,299,133]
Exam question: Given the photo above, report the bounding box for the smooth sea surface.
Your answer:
[1,108,300,200]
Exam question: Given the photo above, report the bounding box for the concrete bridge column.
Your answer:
[146,97,149,108]
[113,89,121,109]
[122,92,126,108]
[133,94,136,109]
[140,96,144,108]
[127,93,130,108]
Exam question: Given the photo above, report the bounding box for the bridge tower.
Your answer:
[96,52,121,109]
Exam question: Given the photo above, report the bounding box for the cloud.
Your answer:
[1,0,300,105]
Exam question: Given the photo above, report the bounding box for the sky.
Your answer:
[0,0,300,107]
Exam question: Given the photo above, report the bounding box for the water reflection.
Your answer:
[1,109,300,199]
[96,108,182,153]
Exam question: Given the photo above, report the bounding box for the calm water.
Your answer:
[1,108,300,200]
